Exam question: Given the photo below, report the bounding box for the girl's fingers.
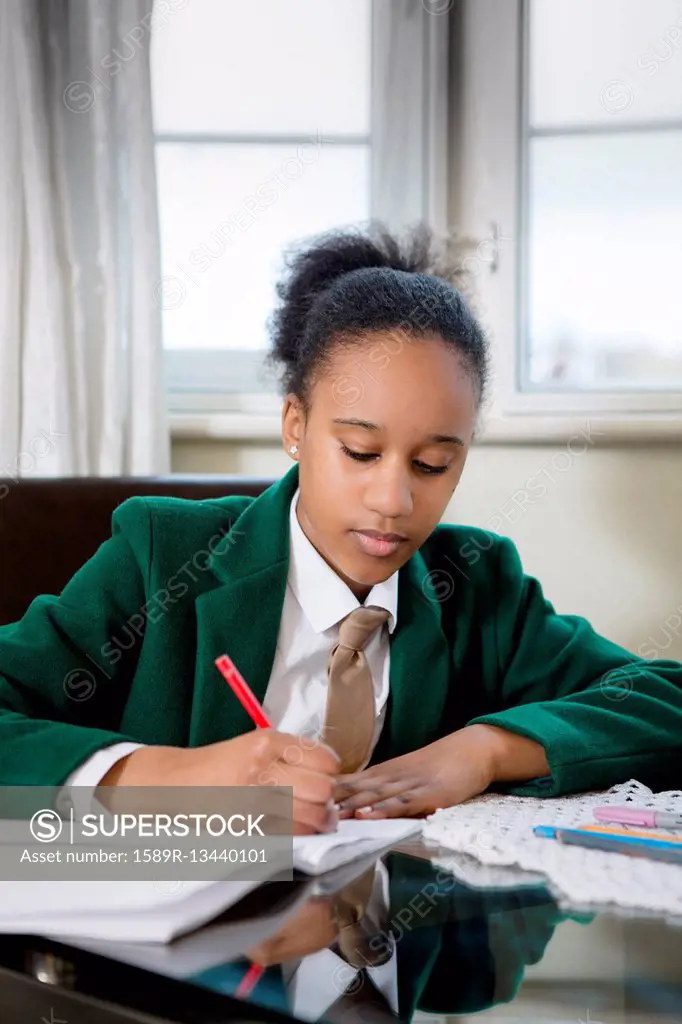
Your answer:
[334,771,381,796]
[291,796,338,834]
[337,786,384,813]
[354,793,421,818]
[275,760,336,805]
[333,780,384,806]
[336,776,420,814]
[334,757,407,789]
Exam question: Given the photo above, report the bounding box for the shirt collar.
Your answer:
[288,488,398,635]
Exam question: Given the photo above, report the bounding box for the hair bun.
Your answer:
[266,221,488,407]
[269,222,441,365]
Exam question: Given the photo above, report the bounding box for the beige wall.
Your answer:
[171,438,682,661]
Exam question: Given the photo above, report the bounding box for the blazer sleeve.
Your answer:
[0,497,152,786]
[416,894,569,1016]
[467,536,682,797]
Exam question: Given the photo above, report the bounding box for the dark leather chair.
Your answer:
[0,476,274,627]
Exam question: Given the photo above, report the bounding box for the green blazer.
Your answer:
[1,464,680,791]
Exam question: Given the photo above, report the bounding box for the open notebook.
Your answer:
[0,818,421,943]
[292,817,420,873]
[52,852,388,977]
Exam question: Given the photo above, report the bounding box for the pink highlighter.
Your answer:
[594,805,682,830]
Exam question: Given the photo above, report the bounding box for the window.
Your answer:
[455,0,682,437]
[150,0,448,418]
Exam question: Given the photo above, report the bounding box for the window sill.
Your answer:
[170,410,682,445]
[170,412,283,442]
[479,412,682,445]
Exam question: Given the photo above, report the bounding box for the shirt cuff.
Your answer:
[55,742,146,818]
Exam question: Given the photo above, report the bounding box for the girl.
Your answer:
[1,226,680,833]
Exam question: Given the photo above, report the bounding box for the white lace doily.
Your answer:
[422,780,682,917]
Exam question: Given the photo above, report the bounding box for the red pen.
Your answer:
[214,654,273,729]
[235,961,264,999]
[214,653,269,998]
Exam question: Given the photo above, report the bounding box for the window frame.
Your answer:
[452,0,682,443]
[162,0,449,426]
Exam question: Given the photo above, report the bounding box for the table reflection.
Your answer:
[6,842,681,1023]
[184,850,568,1022]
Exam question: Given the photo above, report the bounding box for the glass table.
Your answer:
[0,840,680,1023]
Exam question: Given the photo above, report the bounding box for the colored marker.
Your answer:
[593,805,682,830]
[534,824,682,864]
[580,824,682,842]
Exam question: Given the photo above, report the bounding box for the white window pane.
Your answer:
[529,0,682,127]
[155,142,370,351]
[525,132,682,389]
[151,0,370,135]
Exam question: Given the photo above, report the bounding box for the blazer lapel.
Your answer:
[372,550,452,762]
[188,464,299,745]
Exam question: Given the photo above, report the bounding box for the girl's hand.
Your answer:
[245,897,337,965]
[333,725,548,819]
[99,731,341,835]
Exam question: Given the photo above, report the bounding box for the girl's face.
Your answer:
[282,332,478,600]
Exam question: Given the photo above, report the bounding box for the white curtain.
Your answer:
[371,0,449,234]
[0,0,169,477]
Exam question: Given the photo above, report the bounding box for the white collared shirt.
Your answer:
[63,488,399,800]
[263,486,398,744]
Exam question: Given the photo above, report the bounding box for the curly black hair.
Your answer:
[266,222,490,410]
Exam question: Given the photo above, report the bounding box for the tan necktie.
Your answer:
[327,869,396,1023]
[332,867,392,969]
[323,606,389,774]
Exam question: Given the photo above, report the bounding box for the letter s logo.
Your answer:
[30,809,63,843]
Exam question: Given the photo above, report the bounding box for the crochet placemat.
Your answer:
[422,780,682,917]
